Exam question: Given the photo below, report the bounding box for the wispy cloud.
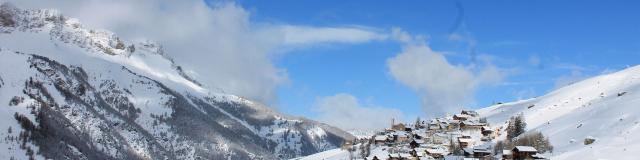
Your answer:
[279,25,386,46]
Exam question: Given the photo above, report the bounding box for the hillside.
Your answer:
[298,64,640,159]
[0,3,353,160]
[478,65,640,159]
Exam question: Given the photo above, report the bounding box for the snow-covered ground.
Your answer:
[294,148,350,160]
[478,65,640,160]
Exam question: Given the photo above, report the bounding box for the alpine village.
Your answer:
[338,110,554,160]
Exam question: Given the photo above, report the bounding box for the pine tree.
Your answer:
[507,114,527,140]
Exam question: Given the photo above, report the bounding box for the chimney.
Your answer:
[392,118,395,128]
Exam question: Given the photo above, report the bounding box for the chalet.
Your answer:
[374,135,391,144]
[502,150,512,159]
[460,120,486,129]
[531,153,546,159]
[393,132,410,143]
[481,126,493,136]
[458,137,474,148]
[425,148,445,158]
[430,133,449,144]
[428,122,440,130]
[399,153,412,159]
[472,144,492,158]
[512,146,538,159]
[448,120,461,130]
[397,134,409,143]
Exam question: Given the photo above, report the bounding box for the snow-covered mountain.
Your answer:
[478,65,640,159]
[0,3,353,160]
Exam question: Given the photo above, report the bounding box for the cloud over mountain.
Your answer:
[7,0,384,104]
[387,28,503,118]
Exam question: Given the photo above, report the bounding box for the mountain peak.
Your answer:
[0,3,353,159]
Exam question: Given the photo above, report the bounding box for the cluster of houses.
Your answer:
[354,110,546,160]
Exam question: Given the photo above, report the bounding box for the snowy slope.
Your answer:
[300,62,640,160]
[0,3,353,160]
[478,65,640,159]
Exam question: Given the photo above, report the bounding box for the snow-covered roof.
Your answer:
[473,143,492,150]
[514,146,537,152]
[473,148,491,153]
[389,153,400,158]
[461,120,485,126]
[426,148,445,154]
[458,138,473,143]
[399,153,412,157]
[532,153,546,159]
[481,126,492,131]
[463,148,474,154]
[434,133,449,138]
[374,135,388,141]
[393,131,409,136]
[443,155,465,160]
[503,150,512,155]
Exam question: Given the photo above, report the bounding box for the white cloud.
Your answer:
[314,93,404,131]
[387,28,504,118]
[7,0,384,104]
[279,25,386,46]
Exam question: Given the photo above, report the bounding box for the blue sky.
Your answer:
[10,0,639,130]
[231,0,640,121]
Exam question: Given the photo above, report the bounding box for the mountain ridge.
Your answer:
[0,3,353,159]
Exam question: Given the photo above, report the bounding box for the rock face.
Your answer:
[0,3,353,160]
